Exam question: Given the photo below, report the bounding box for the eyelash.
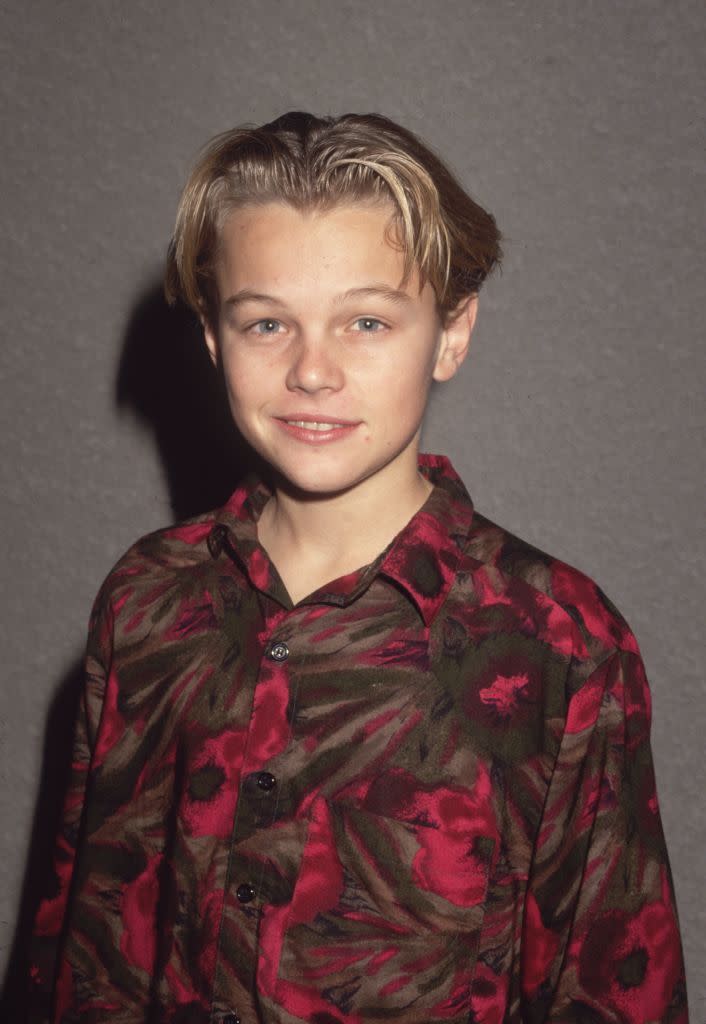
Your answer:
[245,317,389,336]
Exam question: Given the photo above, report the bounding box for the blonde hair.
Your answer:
[165,111,502,328]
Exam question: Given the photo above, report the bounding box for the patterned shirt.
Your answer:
[30,453,687,1023]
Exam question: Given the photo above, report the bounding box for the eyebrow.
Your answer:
[223,284,414,310]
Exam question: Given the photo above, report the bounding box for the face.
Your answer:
[203,200,476,500]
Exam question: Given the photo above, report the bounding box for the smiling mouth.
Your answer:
[283,420,351,430]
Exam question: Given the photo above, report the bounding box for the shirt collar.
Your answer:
[208,453,474,626]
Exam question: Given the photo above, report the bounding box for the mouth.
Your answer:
[280,419,353,431]
[273,416,362,444]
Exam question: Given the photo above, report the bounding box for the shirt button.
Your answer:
[256,771,276,792]
[268,640,289,661]
[236,883,256,904]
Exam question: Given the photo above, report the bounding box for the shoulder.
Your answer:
[458,509,640,666]
[105,509,219,585]
[88,508,223,637]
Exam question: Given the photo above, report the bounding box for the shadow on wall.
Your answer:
[0,282,258,1020]
[0,660,85,1023]
[117,279,261,520]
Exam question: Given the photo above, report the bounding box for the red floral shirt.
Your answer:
[30,454,688,1023]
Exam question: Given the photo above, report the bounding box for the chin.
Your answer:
[263,456,368,496]
[278,468,363,498]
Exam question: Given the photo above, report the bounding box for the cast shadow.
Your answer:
[0,280,258,1019]
[0,661,84,1021]
[115,279,261,519]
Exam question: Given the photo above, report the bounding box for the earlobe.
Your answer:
[432,295,478,382]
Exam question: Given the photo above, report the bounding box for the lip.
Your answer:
[275,414,361,425]
[273,415,362,445]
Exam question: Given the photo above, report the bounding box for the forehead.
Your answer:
[215,200,424,297]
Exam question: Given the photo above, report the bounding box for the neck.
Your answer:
[256,455,433,574]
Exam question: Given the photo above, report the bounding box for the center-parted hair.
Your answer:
[165,111,502,328]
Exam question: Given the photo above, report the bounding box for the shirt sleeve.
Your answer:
[27,586,113,1023]
[519,644,689,1022]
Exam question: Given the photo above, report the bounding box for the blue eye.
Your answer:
[252,319,281,335]
[354,317,385,332]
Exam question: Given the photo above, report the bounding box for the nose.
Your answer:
[285,332,344,394]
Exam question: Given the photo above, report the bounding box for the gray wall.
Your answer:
[1,0,704,1015]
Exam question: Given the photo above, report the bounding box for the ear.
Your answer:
[201,315,220,369]
[432,294,478,383]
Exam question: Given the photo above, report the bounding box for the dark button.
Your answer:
[236,883,255,904]
[222,1014,240,1024]
[268,640,289,661]
[256,771,276,792]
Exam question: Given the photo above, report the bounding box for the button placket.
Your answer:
[246,635,285,816]
[228,627,292,942]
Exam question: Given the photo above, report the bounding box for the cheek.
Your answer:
[386,360,434,412]
[220,372,267,436]
[221,350,268,403]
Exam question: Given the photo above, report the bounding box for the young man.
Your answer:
[30,112,687,1022]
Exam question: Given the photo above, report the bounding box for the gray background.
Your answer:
[1,0,704,1016]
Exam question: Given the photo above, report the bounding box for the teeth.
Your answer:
[286,421,346,430]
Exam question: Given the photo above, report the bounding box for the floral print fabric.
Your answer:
[29,454,688,1022]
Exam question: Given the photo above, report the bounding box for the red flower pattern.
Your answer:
[576,879,684,1024]
[28,454,686,1023]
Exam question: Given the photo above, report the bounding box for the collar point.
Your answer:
[207,523,229,558]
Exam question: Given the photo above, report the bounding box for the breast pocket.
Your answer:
[272,794,495,1023]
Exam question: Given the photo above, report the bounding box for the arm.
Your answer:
[28,588,113,1022]
[520,646,688,1022]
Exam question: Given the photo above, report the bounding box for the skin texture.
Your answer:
[203,200,477,601]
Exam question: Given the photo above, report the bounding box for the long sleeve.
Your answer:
[519,644,688,1022]
[28,588,113,1023]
